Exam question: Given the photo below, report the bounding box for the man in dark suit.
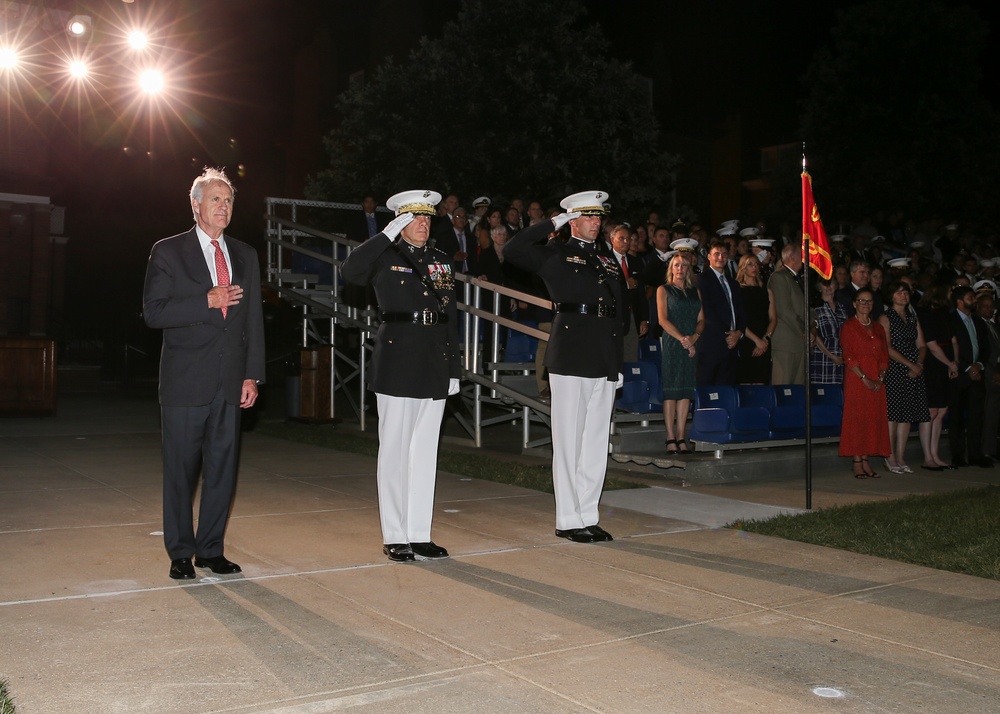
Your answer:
[353,194,389,242]
[835,259,882,317]
[696,240,746,386]
[610,224,648,362]
[948,286,992,467]
[504,190,622,544]
[433,205,477,277]
[341,190,461,562]
[143,167,265,580]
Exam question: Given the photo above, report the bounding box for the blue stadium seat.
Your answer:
[771,385,806,439]
[639,338,661,364]
[624,360,663,407]
[733,385,773,442]
[615,380,653,413]
[810,383,843,437]
[689,386,737,444]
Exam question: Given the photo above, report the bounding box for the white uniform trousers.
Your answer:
[548,373,616,530]
[375,393,446,544]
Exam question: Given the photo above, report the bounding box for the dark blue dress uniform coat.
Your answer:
[503,220,624,381]
[341,234,461,399]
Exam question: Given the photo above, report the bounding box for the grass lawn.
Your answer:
[253,420,645,494]
[1,679,16,714]
[729,486,1000,581]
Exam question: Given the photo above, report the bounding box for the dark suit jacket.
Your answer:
[614,251,648,335]
[504,220,623,380]
[352,211,389,243]
[143,228,266,407]
[950,309,991,385]
[341,234,461,399]
[435,226,477,277]
[695,268,746,367]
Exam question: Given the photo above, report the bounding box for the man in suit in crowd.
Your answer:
[695,240,746,385]
[434,205,476,277]
[610,223,648,362]
[977,292,1000,459]
[143,167,266,580]
[835,259,882,317]
[768,242,806,384]
[948,286,992,468]
[504,190,622,544]
[353,194,388,242]
[341,190,461,562]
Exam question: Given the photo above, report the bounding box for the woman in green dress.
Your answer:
[656,253,704,454]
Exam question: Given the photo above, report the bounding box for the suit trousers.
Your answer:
[375,393,446,543]
[948,380,985,461]
[161,388,240,560]
[549,373,615,530]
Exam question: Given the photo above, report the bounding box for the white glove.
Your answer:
[448,378,460,395]
[383,212,415,240]
[550,211,582,231]
[615,373,624,389]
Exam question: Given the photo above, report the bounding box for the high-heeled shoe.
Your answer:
[884,458,904,474]
[665,439,678,455]
[852,458,867,479]
[862,457,880,478]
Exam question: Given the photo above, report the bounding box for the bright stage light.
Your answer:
[68,60,89,79]
[127,31,148,51]
[0,46,18,70]
[138,68,164,94]
[67,15,93,39]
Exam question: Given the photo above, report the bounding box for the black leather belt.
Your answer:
[380,309,449,325]
[555,302,616,318]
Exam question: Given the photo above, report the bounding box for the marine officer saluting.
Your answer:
[503,190,623,543]
[341,190,461,562]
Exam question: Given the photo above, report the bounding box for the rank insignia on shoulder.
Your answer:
[566,256,587,265]
[390,266,413,273]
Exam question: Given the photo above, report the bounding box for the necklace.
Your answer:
[856,314,871,327]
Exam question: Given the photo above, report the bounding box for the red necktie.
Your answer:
[620,255,630,280]
[211,239,230,318]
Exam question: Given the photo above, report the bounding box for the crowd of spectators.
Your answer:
[354,193,1000,470]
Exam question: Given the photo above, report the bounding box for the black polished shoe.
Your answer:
[194,555,242,574]
[586,525,614,542]
[383,543,415,562]
[555,527,598,543]
[410,541,449,559]
[169,557,195,580]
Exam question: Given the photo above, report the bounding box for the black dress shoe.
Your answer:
[383,543,415,562]
[194,555,242,574]
[555,528,598,543]
[586,525,614,542]
[169,558,195,580]
[410,541,449,559]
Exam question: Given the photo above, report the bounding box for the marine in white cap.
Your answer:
[503,190,622,543]
[341,190,460,562]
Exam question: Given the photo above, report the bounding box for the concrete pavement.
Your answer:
[1,391,999,713]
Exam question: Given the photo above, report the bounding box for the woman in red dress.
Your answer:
[839,288,891,477]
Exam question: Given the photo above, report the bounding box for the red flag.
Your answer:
[801,171,833,280]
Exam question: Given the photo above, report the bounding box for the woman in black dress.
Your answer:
[916,284,960,469]
[735,254,776,384]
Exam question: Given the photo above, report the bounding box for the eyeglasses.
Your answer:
[856,298,874,304]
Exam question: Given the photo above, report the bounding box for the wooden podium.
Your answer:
[0,339,57,416]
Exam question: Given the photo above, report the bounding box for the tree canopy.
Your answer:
[308,0,674,212]
[800,0,1000,222]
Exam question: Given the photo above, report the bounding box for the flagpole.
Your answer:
[802,146,813,510]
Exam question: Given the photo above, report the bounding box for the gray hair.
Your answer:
[190,167,235,219]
